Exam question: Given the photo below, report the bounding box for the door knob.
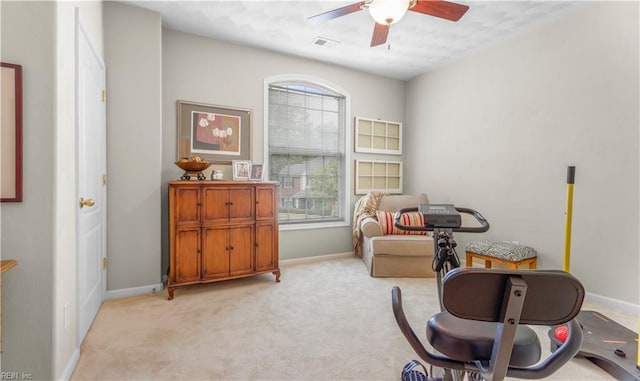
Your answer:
[79,198,95,208]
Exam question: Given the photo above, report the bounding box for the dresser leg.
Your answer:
[167,287,175,300]
[273,270,281,282]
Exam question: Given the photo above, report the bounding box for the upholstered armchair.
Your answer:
[354,193,435,277]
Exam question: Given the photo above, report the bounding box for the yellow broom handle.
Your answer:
[563,167,640,369]
[564,166,575,272]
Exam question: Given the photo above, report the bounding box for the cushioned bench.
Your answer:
[465,240,537,270]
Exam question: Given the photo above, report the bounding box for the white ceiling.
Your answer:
[125,0,582,80]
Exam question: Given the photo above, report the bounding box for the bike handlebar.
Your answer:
[393,206,490,233]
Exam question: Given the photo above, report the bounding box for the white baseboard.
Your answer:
[58,347,80,381]
[280,252,354,266]
[585,292,640,315]
[105,283,164,300]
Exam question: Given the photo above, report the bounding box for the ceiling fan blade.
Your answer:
[410,0,469,22]
[308,1,366,23]
[371,23,389,47]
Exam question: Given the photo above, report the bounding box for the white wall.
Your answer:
[1,1,103,378]
[104,2,163,292]
[161,28,406,271]
[405,2,639,305]
[0,2,55,377]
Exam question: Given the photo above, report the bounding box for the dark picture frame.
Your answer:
[177,100,251,163]
[250,164,263,181]
[1,62,23,202]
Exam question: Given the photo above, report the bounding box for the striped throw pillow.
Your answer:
[376,211,426,235]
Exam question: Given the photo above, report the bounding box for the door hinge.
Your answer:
[102,90,106,102]
[102,173,107,186]
[102,257,107,269]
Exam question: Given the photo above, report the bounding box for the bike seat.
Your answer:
[427,313,541,367]
[392,268,584,380]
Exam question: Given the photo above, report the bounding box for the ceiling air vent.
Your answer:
[312,37,340,48]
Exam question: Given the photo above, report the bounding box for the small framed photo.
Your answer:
[250,164,263,181]
[232,160,251,181]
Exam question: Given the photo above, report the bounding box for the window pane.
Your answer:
[270,155,341,222]
[268,82,345,225]
[288,92,305,107]
[323,96,339,112]
[322,111,339,133]
[306,94,323,110]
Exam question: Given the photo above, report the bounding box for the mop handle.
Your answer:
[563,166,575,272]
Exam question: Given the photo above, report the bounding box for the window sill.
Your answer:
[279,221,350,231]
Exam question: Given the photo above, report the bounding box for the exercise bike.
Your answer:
[392,204,585,381]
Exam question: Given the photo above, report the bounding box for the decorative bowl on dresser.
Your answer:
[174,157,213,180]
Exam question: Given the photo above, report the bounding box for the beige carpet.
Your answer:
[72,256,634,380]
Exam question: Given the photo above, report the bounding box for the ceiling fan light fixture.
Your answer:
[368,0,411,25]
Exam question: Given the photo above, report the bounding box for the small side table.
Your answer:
[465,240,537,270]
[1,259,17,352]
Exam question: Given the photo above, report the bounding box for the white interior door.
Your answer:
[77,18,106,343]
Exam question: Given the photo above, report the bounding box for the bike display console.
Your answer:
[419,204,461,229]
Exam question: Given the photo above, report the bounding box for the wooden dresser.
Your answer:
[168,181,280,299]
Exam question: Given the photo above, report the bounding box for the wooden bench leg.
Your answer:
[467,251,539,270]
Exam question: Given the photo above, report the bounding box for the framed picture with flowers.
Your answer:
[177,100,251,163]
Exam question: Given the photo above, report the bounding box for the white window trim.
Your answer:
[263,74,352,230]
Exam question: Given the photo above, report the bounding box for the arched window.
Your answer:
[264,76,351,228]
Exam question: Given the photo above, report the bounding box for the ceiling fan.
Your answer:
[308,0,469,47]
